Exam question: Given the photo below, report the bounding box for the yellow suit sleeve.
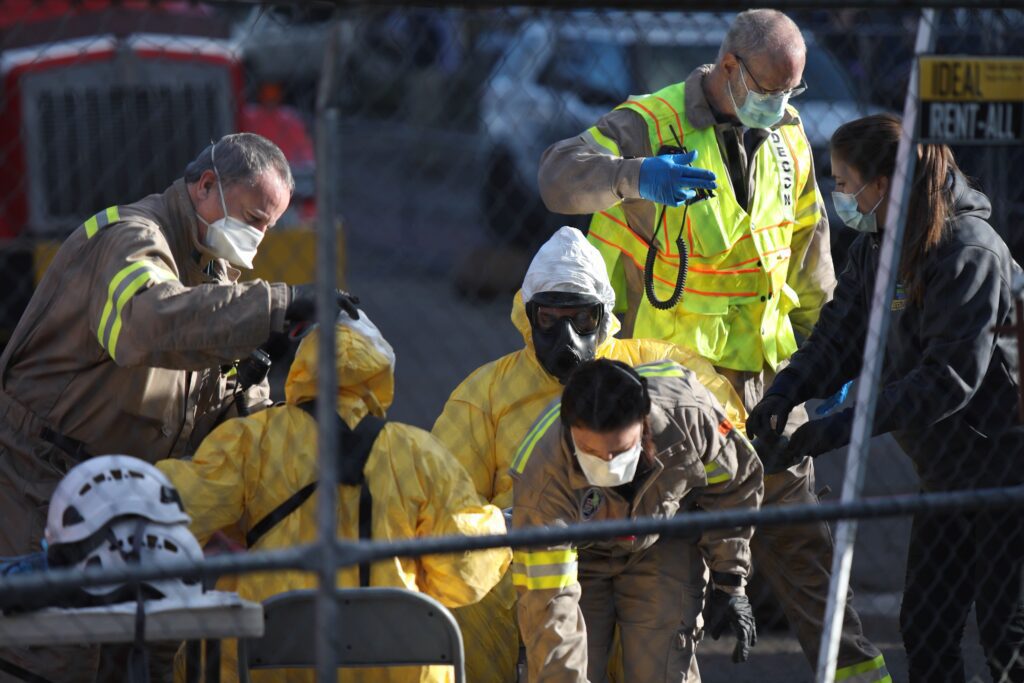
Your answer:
[408,429,511,608]
[157,415,262,545]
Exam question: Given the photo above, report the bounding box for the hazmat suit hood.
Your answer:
[514,227,620,376]
[285,310,396,423]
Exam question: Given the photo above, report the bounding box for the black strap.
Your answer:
[244,481,318,549]
[39,426,90,461]
[245,402,384,588]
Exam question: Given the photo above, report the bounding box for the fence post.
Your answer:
[815,9,937,682]
[314,15,344,682]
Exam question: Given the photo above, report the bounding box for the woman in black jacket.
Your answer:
[747,113,1024,683]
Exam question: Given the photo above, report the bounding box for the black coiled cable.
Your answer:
[644,202,690,310]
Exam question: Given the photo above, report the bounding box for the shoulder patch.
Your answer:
[891,282,907,311]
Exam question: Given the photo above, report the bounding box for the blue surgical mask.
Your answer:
[831,184,886,234]
[727,61,789,130]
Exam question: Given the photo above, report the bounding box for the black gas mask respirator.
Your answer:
[527,291,604,383]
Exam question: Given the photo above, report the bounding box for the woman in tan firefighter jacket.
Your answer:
[510,359,763,682]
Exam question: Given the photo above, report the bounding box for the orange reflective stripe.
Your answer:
[689,233,753,260]
[653,96,684,142]
[688,265,762,275]
[687,286,758,298]
[589,231,678,288]
[596,211,683,266]
[590,231,759,298]
[625,100,663,146]
[718,419,734,435]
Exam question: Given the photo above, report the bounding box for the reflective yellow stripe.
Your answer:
[97,261,177,359]
[97,262,148,348]
[515,549,575,566]
[510,402,561,474]
[511,548,578,590]
[84,206,120,239]
[585,126,620,156]
[835,655,891,683]
[635,361,685,378]
[704,461,731,484]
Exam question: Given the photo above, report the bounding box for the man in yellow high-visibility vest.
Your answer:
[538,9,890,681]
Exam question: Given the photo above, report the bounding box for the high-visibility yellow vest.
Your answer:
[587,81,816,372]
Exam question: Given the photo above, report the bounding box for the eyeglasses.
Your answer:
[737,55,807,99]
[527,302,604,335]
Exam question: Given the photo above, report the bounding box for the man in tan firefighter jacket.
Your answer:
[511,359,762,682]
[537,9,890,682]
[0,133,354,682]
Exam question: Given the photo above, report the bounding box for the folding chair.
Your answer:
[237,588,465,683]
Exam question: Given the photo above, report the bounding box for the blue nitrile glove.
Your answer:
[816,381,853,416]
[0,551,47,576]
[638,151,717,207]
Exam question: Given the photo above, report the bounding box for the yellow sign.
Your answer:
[919,56,1024,102]
[918,56,1024,144]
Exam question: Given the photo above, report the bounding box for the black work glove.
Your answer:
[751,433,795,475]
[704,588,757,663]
[746,394,794,441]
[784,410,854,459]
[285,284,361,330]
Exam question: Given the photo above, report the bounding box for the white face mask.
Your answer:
[198,149,265,269]
[574,439,643,488]
[831,184,886,234]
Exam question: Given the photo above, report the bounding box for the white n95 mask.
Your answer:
[198,147,265,269]
[575,440,643,488]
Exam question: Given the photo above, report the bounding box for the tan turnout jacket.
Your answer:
[510,361,763,682]
[0,179,289,556]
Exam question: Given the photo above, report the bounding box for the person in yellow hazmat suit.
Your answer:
[159,308,511,683]
[431,226,745,683]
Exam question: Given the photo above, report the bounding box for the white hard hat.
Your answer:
[77,518,204,603]
[45,455,190,548]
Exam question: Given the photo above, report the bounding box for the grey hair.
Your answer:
[718,9,806,62]
[184,132,294,195]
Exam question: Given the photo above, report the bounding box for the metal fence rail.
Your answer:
[1,2,1023,682]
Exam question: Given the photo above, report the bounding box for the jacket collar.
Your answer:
[684,64,799,132]
[165,179,240,284]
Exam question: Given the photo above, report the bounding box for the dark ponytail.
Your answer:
[830,113,961,305]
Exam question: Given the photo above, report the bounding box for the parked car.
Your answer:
[479,11,884,251]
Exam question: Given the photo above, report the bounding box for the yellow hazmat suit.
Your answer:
[159,315,511,683]
[431,228,746,683]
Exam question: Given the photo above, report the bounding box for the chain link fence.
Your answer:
[0,2,1022,682]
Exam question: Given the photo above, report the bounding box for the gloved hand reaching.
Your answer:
[638,150,717,207]
[751,433,795,475]
[704,588,757,663]
[784,410,854,459]
[286,284,361,332]
[746,394,794,441]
